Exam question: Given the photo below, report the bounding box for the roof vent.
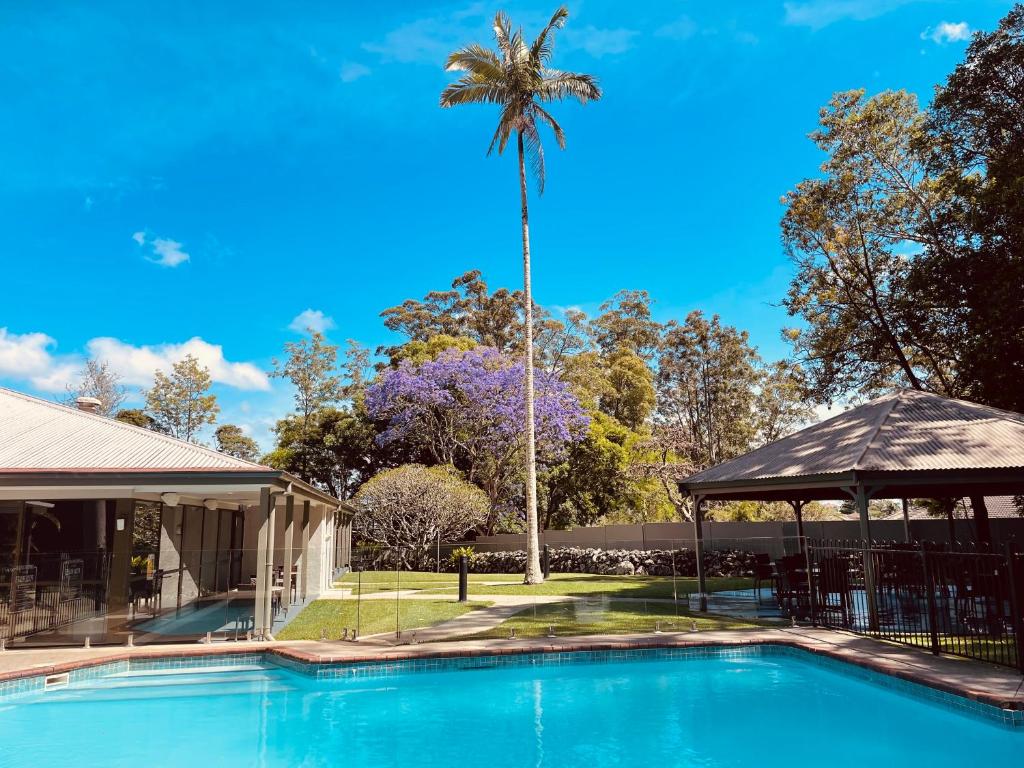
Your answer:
[75,397,102,414]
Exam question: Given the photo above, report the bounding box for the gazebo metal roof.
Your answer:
[681,389,1024,502]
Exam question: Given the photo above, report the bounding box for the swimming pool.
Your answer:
[0,648,1020,767]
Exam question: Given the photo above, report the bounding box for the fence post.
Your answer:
[922,542,940,656]
[1003,542,1024,674]
[458,555,468,603]
[804,538,817,627]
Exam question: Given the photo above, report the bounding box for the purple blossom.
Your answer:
[366,346,588,465]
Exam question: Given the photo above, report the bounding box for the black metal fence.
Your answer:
[804,540,1024,672]
[0,552,109,642]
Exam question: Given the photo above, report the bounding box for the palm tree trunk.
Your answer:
[518,132,543,585]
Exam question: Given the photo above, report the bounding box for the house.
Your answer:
[0,387,354,647]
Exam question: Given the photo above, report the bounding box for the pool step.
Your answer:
[36,679,298,704]
[23,665,300,704]
[108,663,273,678]
[67,670,294,692]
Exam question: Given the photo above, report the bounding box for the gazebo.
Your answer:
[679,389,1024,612]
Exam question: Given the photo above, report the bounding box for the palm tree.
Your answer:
[441,7,601,584]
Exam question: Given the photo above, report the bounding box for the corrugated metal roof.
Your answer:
[0,387,270,471]
[684,389,1024,486]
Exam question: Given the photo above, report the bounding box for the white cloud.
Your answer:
[87,336,271,391]
[339,61,371,82]
[563,25,639,57]
[363,16,467,64]
[783,0,912,30]
[921,21,972,44]
[288,309,336,334]
[0,328,78,392]
[655,16,698,41]
[132,231,190,267]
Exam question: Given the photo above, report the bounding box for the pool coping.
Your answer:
[1,629,1022,723]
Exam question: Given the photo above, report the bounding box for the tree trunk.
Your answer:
[519,132,543,584]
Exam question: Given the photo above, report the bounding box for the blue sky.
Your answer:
[0,0,1009,449]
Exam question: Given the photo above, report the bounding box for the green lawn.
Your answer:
[277,598,491,640]
[338,571,754,599]
[464,600,765,640]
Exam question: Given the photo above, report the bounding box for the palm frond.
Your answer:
[533,103,566,150]
[493,11,514,60]
[521,116,546,194]
[538,70,601,104]
[487,103,519,155]
[440,75,509,108]
[445,43,505,79]
[530,6,569,66]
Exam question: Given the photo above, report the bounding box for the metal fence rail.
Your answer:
[806,540,1024,672]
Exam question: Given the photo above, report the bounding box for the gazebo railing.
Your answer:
[806,539,1024,672]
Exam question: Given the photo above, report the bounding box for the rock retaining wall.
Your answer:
[441,547,758,577]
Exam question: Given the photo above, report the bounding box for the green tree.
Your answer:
[781,90,957,404]
[541,411,634,529]
[386,334,478,369]
[600,347,656,431]
[143,354,219,442]
[270,330,343,481]
[353,464,489,570]
[754,361,813,445]
[912,6,1024,412]
[657,311,760,468]
[64,358,128,416]
[441,7,601,584]
[590,289,662,360]
[380,270,524,356]
[214,424,260,462]
[114,408,160,431]
[263,406,379,499]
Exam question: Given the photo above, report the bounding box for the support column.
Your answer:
[253,487,277,639]
[107,499,135,613]
[789,500,805,552]
[282,494,295,607]
[299,501,310,601]
[900,498,911,542]
[855,484,879,631]
[969,495,992,547]
[692,495,707,612]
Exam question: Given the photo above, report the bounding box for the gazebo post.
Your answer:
[900,498,911,542]
[691,494,707,612]
[854,483,880,631]
[969,495,992,547]
[789,500,805,552]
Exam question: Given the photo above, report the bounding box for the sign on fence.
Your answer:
[59,559,84,602]
[11,565,37,612]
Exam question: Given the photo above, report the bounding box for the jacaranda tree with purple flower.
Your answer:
[366,346,588,534]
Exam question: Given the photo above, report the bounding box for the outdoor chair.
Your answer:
[774,555,810,617]
[751,553,775,601]
[814,556,853,627]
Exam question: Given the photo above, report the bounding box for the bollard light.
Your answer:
[654,621,663,635]
[320,627,328,641]
[84,636,91,649]
[690,620,698,633]
[547,625,556,639]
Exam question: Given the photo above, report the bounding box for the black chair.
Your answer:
[815,556,853,627]
[751,553,775,601]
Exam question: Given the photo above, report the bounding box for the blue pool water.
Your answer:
[0,651,1019,767]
